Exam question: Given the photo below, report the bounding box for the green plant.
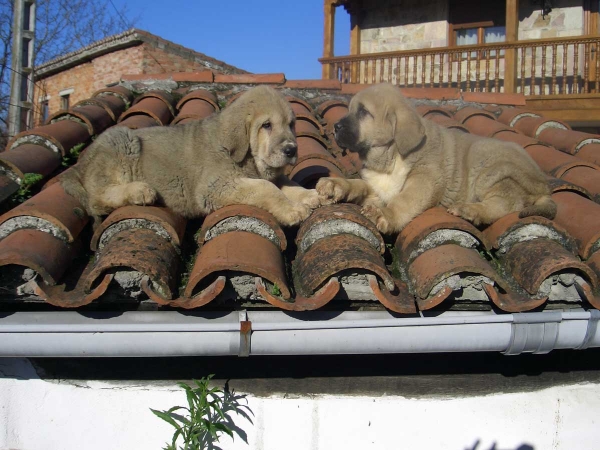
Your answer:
[152,375,253,450]
[269,282,282,296]
[62,142,86,167]
[12,173,43,204]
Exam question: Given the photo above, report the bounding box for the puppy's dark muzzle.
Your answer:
[282,143,298,158]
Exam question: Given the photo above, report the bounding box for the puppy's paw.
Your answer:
[361,204,391,234]
[447,203,482,226]
[316,178,348,205]
[126,182,157,206]
[277,203,312,227]
[299,189,321,210]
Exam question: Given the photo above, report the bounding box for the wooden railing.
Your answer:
[319,35,600,95]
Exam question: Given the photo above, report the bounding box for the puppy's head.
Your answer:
[220,86,297,179]
[335,83,425,162]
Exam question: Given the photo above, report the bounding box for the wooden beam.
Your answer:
[349,5,361,82]
[504,0,519,94]
[323,0,336,79]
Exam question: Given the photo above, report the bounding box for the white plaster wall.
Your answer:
[1,358,599,450]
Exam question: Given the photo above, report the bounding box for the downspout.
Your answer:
[0,309,598,357]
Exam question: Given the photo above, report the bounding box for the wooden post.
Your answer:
[323,0,336,79]
[349,5,361,82]
[504,0,519,93]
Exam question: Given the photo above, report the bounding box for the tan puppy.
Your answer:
[317,83,556,234]
[60,86,320,227]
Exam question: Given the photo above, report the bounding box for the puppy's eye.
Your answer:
[358,106,371,118]
[262,121,272,130]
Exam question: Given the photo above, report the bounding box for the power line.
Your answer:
[107,0,130,30]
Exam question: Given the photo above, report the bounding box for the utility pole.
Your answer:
[7,0,36,138]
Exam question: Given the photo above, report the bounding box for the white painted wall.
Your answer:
[0,358,599,450]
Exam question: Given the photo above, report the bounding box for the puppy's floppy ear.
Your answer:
[386,99,425,155]
[220,100,252,163]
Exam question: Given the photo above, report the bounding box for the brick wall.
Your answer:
[34,39,242,126]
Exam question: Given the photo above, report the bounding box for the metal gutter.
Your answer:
[0,309,598,357]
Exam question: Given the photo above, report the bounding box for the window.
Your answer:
[61,94,70,110]
[23,2,33,31]
[41,100,49,124]
[449,0,506,57]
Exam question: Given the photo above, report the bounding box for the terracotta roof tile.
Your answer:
[0,144,61,179]
[119,90,176,126]
[173,89,218,124]
[7,120,90,155]
[286,95,313,116]
[213,73,285,84]
[1,74,599,317]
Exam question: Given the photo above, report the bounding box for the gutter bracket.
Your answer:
[504,312,562,355]
[576,309,600,350]
[238,310,251,357]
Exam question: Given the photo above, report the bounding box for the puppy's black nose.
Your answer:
[283,143,297,158]
[334,121,343,132]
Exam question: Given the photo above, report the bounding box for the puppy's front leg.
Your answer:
[316,177,374,205]
[275,176,320,209]
[217,178,311,226]
[362,174,440,234]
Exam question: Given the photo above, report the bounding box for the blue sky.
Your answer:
[113,0,350,79]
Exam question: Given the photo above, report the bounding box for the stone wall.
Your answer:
[358,0,584,54]
[519,0,584,40]
[359,0,449,53]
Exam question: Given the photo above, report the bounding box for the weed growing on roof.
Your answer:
[269,282,282,297]
[152,375,253,450]
[8,172,43,207]
[61,142,86,167]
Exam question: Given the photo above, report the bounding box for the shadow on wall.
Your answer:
[467,440,534,450]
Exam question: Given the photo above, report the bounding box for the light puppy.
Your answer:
[317,83,556,233]
[60,86,320,227]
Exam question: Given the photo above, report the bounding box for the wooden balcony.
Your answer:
[319,35,600,97]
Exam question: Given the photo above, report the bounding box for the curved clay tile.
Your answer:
[0,144,61,179]
[315,99,348,132]
[0,229,77,286]
[496,107,540,128]
[120,95,174,126]
[293,204,415,313]
[49,104,114,136]
[483,212,576,255]
[452,106,495,124]
[537,128,600,155]
[0,182,89,244]
[407,243,509,310]
[424,114,469,132]
[513,116,570,138]
[576,143,600,166]
[173,90,218,124]
[504,239,598,300]
[415,105,452,118]
[460,115,514,138]
[294,113,325,136]
[93,85,135,107]
[396,206,489,266]
[552,191,600,260]
[286,95,313,116]
[91,205,186,252]
[560,166,600,201]
[6,120,90,155]
[86,227,180,301]
[75,97,126,123]
[117,114,161,129]
[196,204,286,251]
[289,158,344,188]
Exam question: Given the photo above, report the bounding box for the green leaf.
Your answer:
[151,409,184,432]
[212,422,234,438]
